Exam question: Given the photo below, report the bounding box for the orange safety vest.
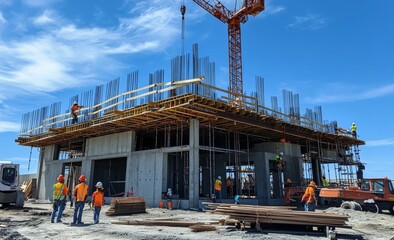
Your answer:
[214,179,222,191]
[73,183,89,202]
[302,185,316,203]
[53,183,68,201]
[92,190,105,207]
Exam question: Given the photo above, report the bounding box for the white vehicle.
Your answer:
[0,162,24,207]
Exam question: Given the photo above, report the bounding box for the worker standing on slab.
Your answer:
[72,175,89,225]
[302,181,317,211]
[351,122,357,138]
[322,176,329,187]
[92,182,105,224]
[71,101,83,124]
[214,176,222,203]
[226,176,234,198]
[50,174,68,223]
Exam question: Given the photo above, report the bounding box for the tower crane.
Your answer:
[192,0,264,101]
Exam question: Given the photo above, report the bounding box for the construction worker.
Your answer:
[226,176,234,198]
[302,181,317,211]
[214,176,222,203]
[71,101,83,124]
[351,122,357,139]
[92,182,105,224]
[72,175,89,225]
[322,176,329,187]
[50,174,68,223]
[275,152,285,171]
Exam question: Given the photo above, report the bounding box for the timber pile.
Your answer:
[106,197,146,216]
[214,205,350,228]
[111,219,217,231]
[21,180,33,200]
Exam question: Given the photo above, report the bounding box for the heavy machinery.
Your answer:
[0,162,24,207]
[192,0,265,101]
[319,177,394,214]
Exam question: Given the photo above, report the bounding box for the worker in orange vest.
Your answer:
[70,101,83,124]
[302,181,317,211]
[72,175,89,225]
[214,176,222,203]
[50,175,68,223]
[92,182,105,224]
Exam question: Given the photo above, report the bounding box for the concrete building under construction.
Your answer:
[16,44,364,209]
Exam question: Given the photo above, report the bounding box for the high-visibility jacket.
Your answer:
[302,185,316,203]
[92,190,104,207]
[53,182,68,201]
[73,183,89,202]
[214,179,222,191]
[322,178,329,187]
[351,124,357,132]
[71,105,82,117]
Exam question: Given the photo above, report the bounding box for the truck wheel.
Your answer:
[389,204,394,215]
[340,201,355,210]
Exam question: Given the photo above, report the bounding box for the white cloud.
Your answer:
[0,2,182,99]
[0,11,6,24]
[289,14,327,30]
[34,10,55,25]
[366,138,394,147]
[0,121,20,132]
[307,83,394,103]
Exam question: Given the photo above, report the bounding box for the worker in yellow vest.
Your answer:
[351,123,357,138]
[214,176,222,203]
[322,176,329,187]
[72,175,89,225]
[50,175,68,223]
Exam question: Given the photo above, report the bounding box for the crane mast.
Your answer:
[192,0,264,100]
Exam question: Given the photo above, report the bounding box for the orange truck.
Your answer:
[319,177,394,214]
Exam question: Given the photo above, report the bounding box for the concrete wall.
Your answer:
[126,150,164,207]
[86,131,134,157]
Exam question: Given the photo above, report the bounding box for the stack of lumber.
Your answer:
[106,197,146,216]
[20,180,33,200]
[214,205,350,228]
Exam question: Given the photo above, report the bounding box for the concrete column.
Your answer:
[189,119,199,209]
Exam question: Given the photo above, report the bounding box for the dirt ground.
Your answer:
[1,200,393,240]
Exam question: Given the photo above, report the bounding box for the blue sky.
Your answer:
[0,0,393,179]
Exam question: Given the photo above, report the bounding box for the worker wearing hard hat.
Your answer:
[214,176,222,203]
[322,176,329,187]
[301,181,317,211]
[50,175,68,223]
[71,175,89,225]
[92,182,105,224]
[351,122,357,139]
[70,101,83,124]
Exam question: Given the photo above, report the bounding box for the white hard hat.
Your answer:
[279,152,284,156]
[218,176,222,180]
[352,122,355,125]
[95,182,103,188]
[73,100,78,105]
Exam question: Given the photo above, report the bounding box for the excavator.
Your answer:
[319,177,394,214]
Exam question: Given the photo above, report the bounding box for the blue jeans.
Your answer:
[93,206,101,224]
[73,201,85,224]
[50,200,66,222]
[304,201,316,211]
[215,190,222,203]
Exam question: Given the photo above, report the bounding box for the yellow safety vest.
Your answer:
[214,179,222,191]
[53,183,67,201]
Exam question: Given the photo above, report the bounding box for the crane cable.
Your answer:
[180,0,186,56]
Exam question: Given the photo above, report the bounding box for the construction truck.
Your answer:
[0,162,24,207]
[319,177,394,214]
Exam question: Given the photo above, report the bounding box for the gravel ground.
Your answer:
[1,201,393,240]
